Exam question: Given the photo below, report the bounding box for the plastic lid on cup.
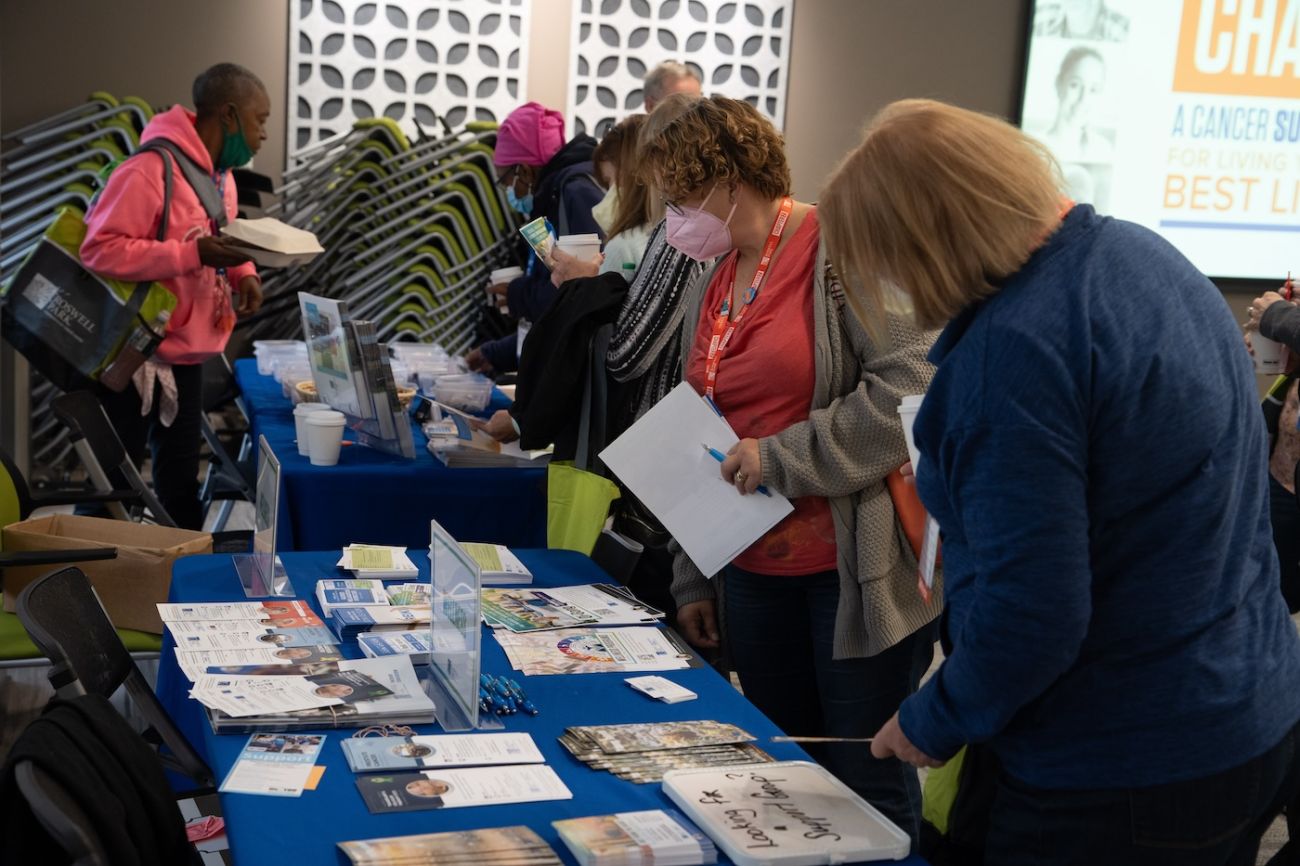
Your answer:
[490,266,523,282]
[556,234,600,246]
[293,403,335,416]
[304,410,346,427]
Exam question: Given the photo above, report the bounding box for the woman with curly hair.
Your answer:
[639,94,941,842]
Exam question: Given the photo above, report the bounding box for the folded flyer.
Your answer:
[173,644,343,682]
[338,825,561,866]
[341,732,544,772]
[316,579,390,617]
[518,216,556,265]
[219,732,326,797]
[355,764,572,814]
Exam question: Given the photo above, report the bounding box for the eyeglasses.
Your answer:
[496,165,521,188]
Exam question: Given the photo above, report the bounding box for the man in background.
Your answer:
[642,61,701,111]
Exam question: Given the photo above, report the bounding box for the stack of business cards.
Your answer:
[554,809,717,866]
[559,721,773,784]
[339,825,562,866]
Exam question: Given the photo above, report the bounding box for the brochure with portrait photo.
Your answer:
[341,732,544,773]
[355,765,572,814]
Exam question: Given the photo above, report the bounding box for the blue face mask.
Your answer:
[506,185,534,216]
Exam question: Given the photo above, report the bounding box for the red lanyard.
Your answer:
[702,196,794,399]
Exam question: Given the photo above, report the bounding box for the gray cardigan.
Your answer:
[669,242,945,659]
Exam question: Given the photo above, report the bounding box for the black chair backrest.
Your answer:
[50,391,129,470]
[16,567,214,788]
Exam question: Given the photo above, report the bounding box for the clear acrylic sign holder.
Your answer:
[233,435,295,598]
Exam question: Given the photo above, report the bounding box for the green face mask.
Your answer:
[217,108,253,170]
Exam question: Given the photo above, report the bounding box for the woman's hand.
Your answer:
[1247,291,1289,332]
[473,409,519,443]
[547,247,603,288]
[676,600,720,649]
[465,346,493,374]
[871,711,946,768]
[235,276,263,316]
[721,438,762,495]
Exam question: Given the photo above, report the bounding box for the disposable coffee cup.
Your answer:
[897,394,925,469]
[305,410,347,466]
[1253,335,1285,375]
[293,403,335,456]
[556,233,602,262]
[489,266,523,285]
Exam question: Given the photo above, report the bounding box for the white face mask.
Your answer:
[592,185,619,234]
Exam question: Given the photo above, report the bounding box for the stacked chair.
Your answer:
[1,94,155,480]
[243,117,519,353]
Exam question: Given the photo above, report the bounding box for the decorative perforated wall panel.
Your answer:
[289,0,530,155]
[565,0,793,138]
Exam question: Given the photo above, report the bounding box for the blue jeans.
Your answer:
[985,718,1300,866]
[722,566,936,844]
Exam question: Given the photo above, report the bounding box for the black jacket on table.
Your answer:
[511,272,629,460]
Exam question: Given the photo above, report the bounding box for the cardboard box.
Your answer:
[2,514,211,634]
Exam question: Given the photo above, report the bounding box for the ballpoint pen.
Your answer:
[701,443,772,496]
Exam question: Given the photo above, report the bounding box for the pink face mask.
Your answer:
[665,185,738,262]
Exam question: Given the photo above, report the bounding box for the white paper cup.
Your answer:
[897,394,925,469]
[293,403,336,456]
[305,410,347,466]
[489,266,523,284]
[1254,335,1285,375]
[556,233,602,262]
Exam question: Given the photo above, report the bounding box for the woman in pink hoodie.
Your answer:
[80,63,269,529]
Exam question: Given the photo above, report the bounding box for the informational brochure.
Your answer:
[553,809,717,866]
[341,732,544,773]
[460,543,533,585]
[566,721,755,754]
[354,765,572,814]
[493,627,692,676]
[219,733,326,797]
[173,644,343,682]
[385,583,431,606]
[157,600,321,623]
[190,674,339,718]
[480,588,600,632]
[337,825,562,866]
[316,579,390,617]
[168,621,337,651]
[337,545,419,578]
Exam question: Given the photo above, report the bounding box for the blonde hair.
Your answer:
[821,99,1064,332]
[592,114,662,239]
[638,94,791,203]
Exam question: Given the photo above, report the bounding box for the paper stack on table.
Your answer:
[354,764,573,814]
[190,665,395,717]
[338,825,563,866]
[221,217,324,268]
[481,585,664,633]
[338,545,420,579]
[559,721,774,784]
[553,809,718,866]
[340,732,544,772]
[357,630,432,664]
[316,578,390,617]
[174,644,344,682]
[461,542,533,585]
[425,415,553,468]
[330,605,431,642]
[492,626,691,676]
[158,600,338,650]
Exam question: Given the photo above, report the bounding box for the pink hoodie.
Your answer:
[80,105,258,365]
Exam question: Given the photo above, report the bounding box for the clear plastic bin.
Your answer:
[431,372,494,412]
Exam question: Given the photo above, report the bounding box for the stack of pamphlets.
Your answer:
[340,732,544,772]
[316,578,389,617]
[385,583,430,606]
[461,542,532,585]
[559,721,773,784]
[330,605,431,642]
[338,826,562,866]
[354,764,573,813]
[425,415,553,468]
[481,585,664,632]
[338,544,420,579]
[493,627,693,676]
[157,601,337,651]
[553,810,718,866]
[357,630,432,664]
[173,643,344,683]
[196,656,436,733]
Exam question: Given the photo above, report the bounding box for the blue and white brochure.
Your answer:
[341,732,544,773]
[219,732,325,797]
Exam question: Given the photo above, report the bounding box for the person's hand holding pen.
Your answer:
[716,438,767,496]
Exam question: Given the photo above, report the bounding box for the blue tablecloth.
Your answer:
[156,551,930,866]
[233,359,544,551]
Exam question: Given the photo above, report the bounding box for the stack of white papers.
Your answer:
[157,601,338,650]
[461,543,533,585]
[553,810,718,866]
[221,217,324,268]
[425,417,553,468]
[338,545,420,579]
[492,627,692,676]
[481,585,665,633]
[174,644,344,682]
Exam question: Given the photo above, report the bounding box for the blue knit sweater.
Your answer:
[900,205,1300,789]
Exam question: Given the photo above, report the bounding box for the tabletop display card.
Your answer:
[354,764,572,814]
[219,732,326,797]
[661,761,912,865]
[338,824,562,866]
[341,732,544,772]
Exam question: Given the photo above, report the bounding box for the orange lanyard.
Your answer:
[703,196,794,399]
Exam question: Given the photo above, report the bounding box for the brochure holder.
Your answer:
[298,291,415,459]
[425,519,501,731]
[233,436,295,598]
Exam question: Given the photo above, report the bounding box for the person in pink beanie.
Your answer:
[467,102,605,375]
[79,63,269,529]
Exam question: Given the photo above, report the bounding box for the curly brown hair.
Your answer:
[638,94,791,203]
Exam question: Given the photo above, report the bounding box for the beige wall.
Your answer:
[2,0,1032,200]
[784,0,1029,199]
[1,0,290,185]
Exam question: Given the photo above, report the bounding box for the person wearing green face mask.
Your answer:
[79,63,272,529]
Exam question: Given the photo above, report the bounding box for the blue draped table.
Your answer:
[232,358,544,551]
[155,550,929,866]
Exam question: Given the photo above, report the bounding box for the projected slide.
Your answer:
[1021,0,1298,279]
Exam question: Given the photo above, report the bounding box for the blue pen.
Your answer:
[702,443,772,496]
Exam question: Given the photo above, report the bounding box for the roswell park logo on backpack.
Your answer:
[22,271,96,341]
